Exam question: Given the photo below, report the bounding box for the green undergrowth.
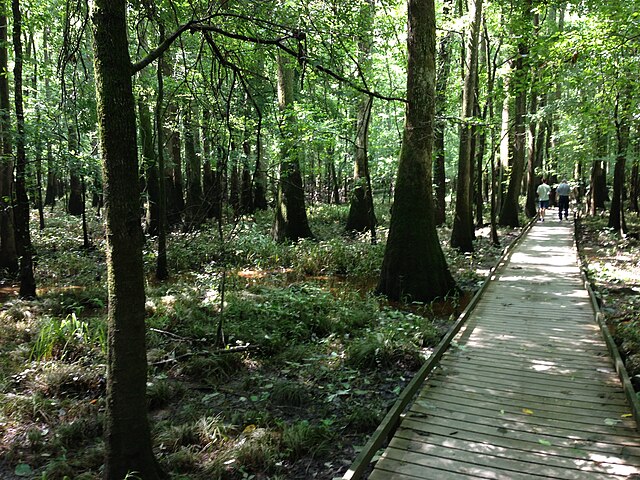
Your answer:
[577,214,640,390]
[0,203,514,479]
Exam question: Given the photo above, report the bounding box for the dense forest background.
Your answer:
[1,0,640,479]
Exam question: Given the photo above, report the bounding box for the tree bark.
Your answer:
[499,35,528,227]
[184,104,203,228]
[139,98,159,236]
[12,0,36,298]
[451,0,483,252]
[272,53,314,242]
[433,0,454,226]
[377,0,457,302]
[346,0,377,236]
[609,94,629,234]
[90,1,165,478]
[0,10,16,273]
[155,40,168,281]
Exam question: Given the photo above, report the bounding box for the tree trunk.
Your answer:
[184,105,203,228]
[451,0,483,252]
[590,126,607,215]
[272,53,314,242]
[499,28,529,227]
[609,94,629,234]
[12,0,35,298]
[90,1,165,478]
[139,98,159,236]
[377,0,457,302]
[0,10,16,273]
[346,94,376,234]
[155,43,168,281]
[346,0,377,236]
[253,118,268,210]
[433,0,454,226]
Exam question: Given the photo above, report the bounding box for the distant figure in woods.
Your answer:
[537,178,551,222]
[556,178,571,221]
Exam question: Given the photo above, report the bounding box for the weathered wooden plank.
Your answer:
[400,416,640,457]
[407,403,640,447]
[388,437,640,479]
[411,395,637,435]
[416,385,632,425]
[431,367,627,400]
[437,357,619,386]
[427,373,628,406]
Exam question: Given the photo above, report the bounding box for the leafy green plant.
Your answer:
[30,314,106,361]
[281,420,333,460]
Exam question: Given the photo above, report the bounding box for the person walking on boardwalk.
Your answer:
[556,178,571,221]
[536,178,551,222]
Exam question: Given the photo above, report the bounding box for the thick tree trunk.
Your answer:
[272,53,313,242]
[377,0,456,302]
[90,1,165,478]
[451,0,483,252]
[12,0,35,298]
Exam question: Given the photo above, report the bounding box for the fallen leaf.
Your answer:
[522,408,534,415]
[538,439,552,446]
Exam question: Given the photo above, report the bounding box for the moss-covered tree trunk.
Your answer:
[451,0,482,252]
[12,0,35,298]
[377,0,456,302]
[272,53,313,242]
[90,1,165,478]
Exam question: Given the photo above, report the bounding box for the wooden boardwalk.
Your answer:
[367,217,640,479]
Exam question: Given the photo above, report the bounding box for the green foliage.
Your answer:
[281,419,334,460]
[346,309,438,370]
[30,314,106,362]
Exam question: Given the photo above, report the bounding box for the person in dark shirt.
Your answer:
[556,179,571,220]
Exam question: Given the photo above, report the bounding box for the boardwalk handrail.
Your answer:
[340,218,537,480]
[576,219,640,430]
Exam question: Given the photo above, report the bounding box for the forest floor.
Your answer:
[1,205,638,480]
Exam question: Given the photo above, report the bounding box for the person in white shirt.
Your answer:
[536,178,551,222]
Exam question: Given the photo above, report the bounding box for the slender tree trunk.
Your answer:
[90,2,165,478]
[12,0,35,298]
[451,0,483,252]
[0,11,16,273]
[377,0,456,302]
[609,94,629,234]
[346,0,377,235]
[499,17,529,228]
[346,94,376,234]
[240,140,253,214]
[631,123,640,212]
[139,98,159,236]
[272,53,314,242]
[183,104,203,228]
[253,117,268,210]
[156,46,168,281]
[590,126,607,215]
[433,0,454,226]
